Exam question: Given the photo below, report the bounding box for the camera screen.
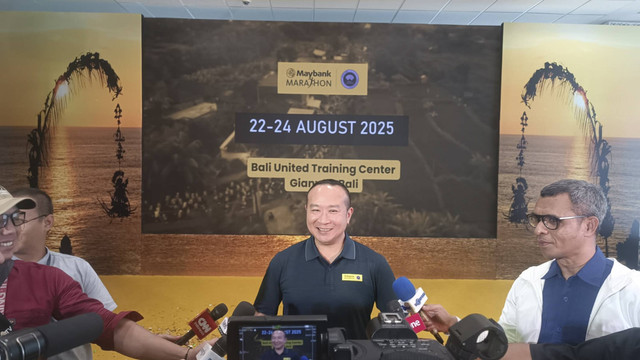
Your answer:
[227,315,327,360]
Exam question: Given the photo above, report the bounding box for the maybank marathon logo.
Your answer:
[341,70,359,89]
[285,69,333,87]
[278,62,367,95]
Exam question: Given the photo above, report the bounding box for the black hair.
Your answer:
[307,179,351,208]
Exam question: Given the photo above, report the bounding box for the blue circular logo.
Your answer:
[341,70,359,89]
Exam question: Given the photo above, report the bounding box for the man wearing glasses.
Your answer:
[499,179,640,345]
[420,179,640,353]
[0,185,218,359]
[10,187,116,360]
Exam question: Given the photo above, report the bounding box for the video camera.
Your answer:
[227,313,507,360]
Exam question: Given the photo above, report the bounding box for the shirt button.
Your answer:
[563,296,568,302]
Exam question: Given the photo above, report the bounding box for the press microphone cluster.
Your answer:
[196,301,255,360]
[176,303,228,346]
[0,312,103,360]
[392,276,445,344]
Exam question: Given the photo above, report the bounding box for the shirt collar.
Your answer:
[36,248,51,266]
[305,233,356,261]
[542,247,608,286]
[11,247,50,265]
[542,260,562,280]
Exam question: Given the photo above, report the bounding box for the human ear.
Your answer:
[43,214,54,231]
[584,216,599,235]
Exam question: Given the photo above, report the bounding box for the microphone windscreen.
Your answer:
[39,312,104,357]
[211,303,228,320]
[392,276,416,302]
[232,301,255,316]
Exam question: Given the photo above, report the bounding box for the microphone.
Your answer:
[386,299,409,318]
[216,300,255,339]
[0,314,12,336]
[176,303,228,346]
[195,341,225,360]
[392,276,444,344]
[200,301,256,359]
[0,312,103,360]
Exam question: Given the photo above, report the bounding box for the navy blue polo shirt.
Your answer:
[254,234,397,340]
[260,348,301,360]
[538,247,613,345]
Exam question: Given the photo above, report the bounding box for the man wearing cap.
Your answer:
[10,187,117,360]
[0,185,214,360]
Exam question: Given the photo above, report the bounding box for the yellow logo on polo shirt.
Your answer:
[342,273,363,282]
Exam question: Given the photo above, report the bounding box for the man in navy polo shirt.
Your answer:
[253,179,396,340]
[260,329,301,360]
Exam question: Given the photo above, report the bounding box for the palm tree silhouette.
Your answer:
[521,62,615,254]
[27,52,122,187]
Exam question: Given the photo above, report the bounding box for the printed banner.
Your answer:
[247,158,401,192]
[278,62,368,95]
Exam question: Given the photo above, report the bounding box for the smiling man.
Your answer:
[260,329,300,360]
[10,187,117,360]
[499,179,640,345]
[0,185,217,359]
[418,179,640,359]
[253,179,396,339]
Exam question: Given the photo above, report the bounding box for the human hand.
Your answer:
[189,337,220,360]
[421,304,458,333]
[156,333,181,342]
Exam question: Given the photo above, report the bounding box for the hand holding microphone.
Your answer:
[392,276,445,344]
[196,301,256,360]
[421,303,459,334]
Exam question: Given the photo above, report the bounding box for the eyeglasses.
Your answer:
[22,214,49,225]
[527,213,587,230]
[0,212,26,229]
[0,212,48,229]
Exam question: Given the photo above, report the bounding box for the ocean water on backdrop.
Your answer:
[498,134,640,261]
[0,126,142,274]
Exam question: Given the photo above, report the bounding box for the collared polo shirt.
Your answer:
[538,247,613,345]
[260,348,301,360]
[254,234,396,339]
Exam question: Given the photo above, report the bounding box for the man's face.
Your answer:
[14,206,51,258]
[306,184,353,247]
[0,206,22,263]
[271,330,286,351]
[532,193,590,261]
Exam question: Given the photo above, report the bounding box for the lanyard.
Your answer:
[0,279,7,315]
[0,259,13,315]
